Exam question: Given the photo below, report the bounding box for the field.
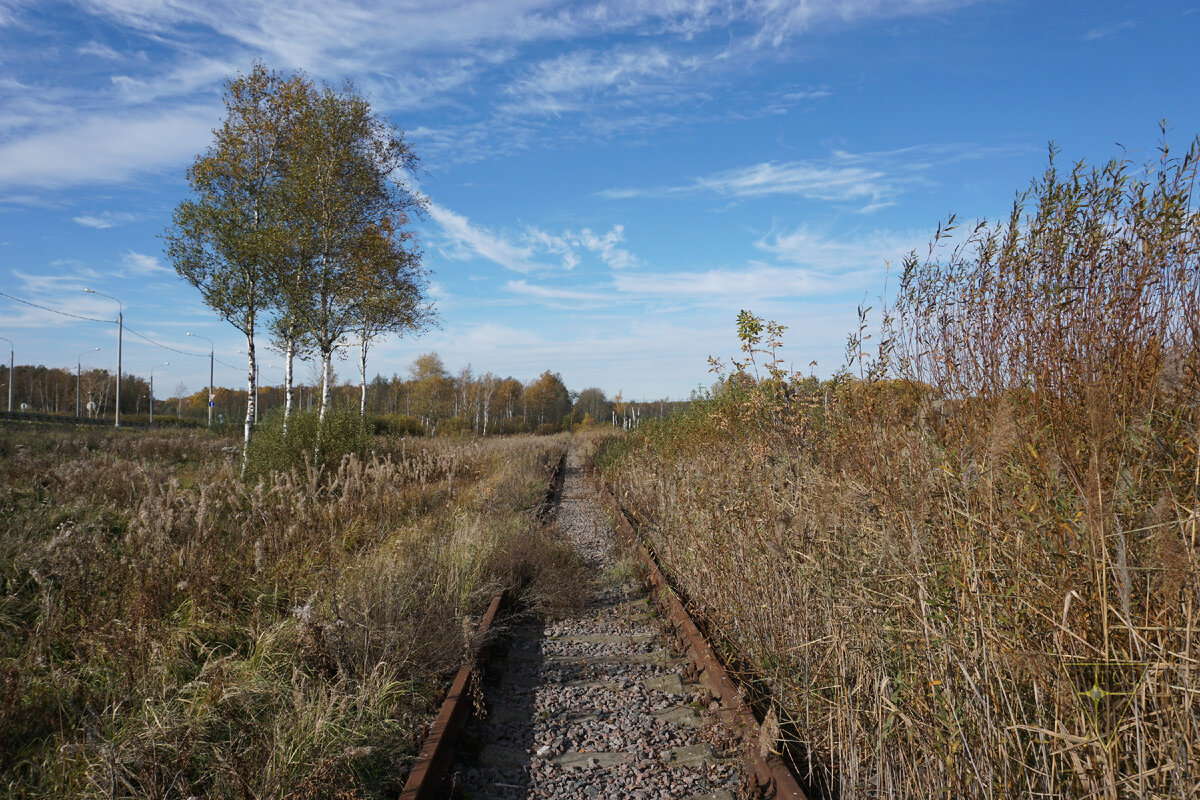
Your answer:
[4,142,1198,800]
[0,424,579,798]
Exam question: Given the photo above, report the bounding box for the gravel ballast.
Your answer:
[446,446,740,800]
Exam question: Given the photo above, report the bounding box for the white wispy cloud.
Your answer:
[109,57,240,104]
[501,46,696,115]
[122,250,171,275]
[428,201,538,273]
[0,105,218,189]
[73,211,141,229]
[525,224,641,270]
[609,225,929,304]
[748,0,977,47]
[525,228,582,270]
[600,142,1030,208]
[782,88,832,102]
[504,280,602,301]
[76,40,125,60]
[755,225,929,273]
[613,265,848,300]
[429,204,643,275]
[3,268,121,329]
[600,158,897,206]
[574,225,639,269]
[1084,20,1135,41]
[700,161,892,202]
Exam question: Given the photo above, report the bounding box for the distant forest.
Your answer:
[0,352,687,434]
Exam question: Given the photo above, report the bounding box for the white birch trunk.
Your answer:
[241,334,256,478]
[482,388,490,436]
[283,338,294,436]
[359,335,368,418]
[320,350,332,423]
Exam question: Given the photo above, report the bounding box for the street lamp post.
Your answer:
[76,347,101,419]
[186,332,215,427]
[84,289,123,427]
[0,335,13,412]
[149,362,169,426]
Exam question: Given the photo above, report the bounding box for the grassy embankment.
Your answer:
[0,421,579,798]
[599,141,1200,797]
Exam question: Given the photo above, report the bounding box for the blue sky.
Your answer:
[1,0,1197,400]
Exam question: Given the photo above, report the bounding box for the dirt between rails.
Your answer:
[443,446,741,800]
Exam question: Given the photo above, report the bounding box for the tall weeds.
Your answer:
[1,426,573,798]
[601,136,1200,798]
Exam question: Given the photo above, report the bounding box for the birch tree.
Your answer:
[268,295,314,434]
[284,80,426,433]
[166,64,304,475]
[351,220,432,418]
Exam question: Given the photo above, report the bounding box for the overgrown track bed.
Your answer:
[415,445,789,800]
[600,486,808,800]
[1,410,149,427]
[0,427,572,798]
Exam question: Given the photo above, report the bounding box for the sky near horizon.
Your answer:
[1,1,1197,401]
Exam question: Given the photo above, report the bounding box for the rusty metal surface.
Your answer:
[398,590,506,800]
[600,482,809,800]
[400,449,566,800]
[537,451,568,521]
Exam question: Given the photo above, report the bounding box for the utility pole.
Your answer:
[0,335,13,412]
[187,332,215,426]
[85,289,123,427]
[77,347,100,418]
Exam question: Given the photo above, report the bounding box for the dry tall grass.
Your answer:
[600,138,1200,798]
[1,426,574,798]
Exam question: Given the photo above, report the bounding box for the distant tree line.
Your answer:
[0,358,691,433]
[347,353,690,434]
[0,364,158,419]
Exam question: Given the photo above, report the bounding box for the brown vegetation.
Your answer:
[0,425,576,797]
[600,138,1200,797]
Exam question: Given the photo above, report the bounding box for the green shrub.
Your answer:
[244,406,372,481]
[370,413,422,437]
[437,416,471,437]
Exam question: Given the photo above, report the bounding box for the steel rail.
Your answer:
[399,590,507,800]
[399,449,567,799]
[598,478,810,800]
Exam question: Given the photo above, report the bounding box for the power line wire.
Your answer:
[0,289,113,323]
[122,326,243,371]
[4,289,291,375]
[124,325,211,359]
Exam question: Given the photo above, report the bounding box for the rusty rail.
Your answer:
[399,590,506,800]
[399,447,567,799]
[599,481,810,800]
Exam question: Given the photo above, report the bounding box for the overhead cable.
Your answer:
[0,289,113,323]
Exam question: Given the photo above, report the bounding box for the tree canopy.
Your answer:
[165,63,430,466]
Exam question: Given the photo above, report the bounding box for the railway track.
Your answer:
[401,444,806,800]
[0,410,149,427]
